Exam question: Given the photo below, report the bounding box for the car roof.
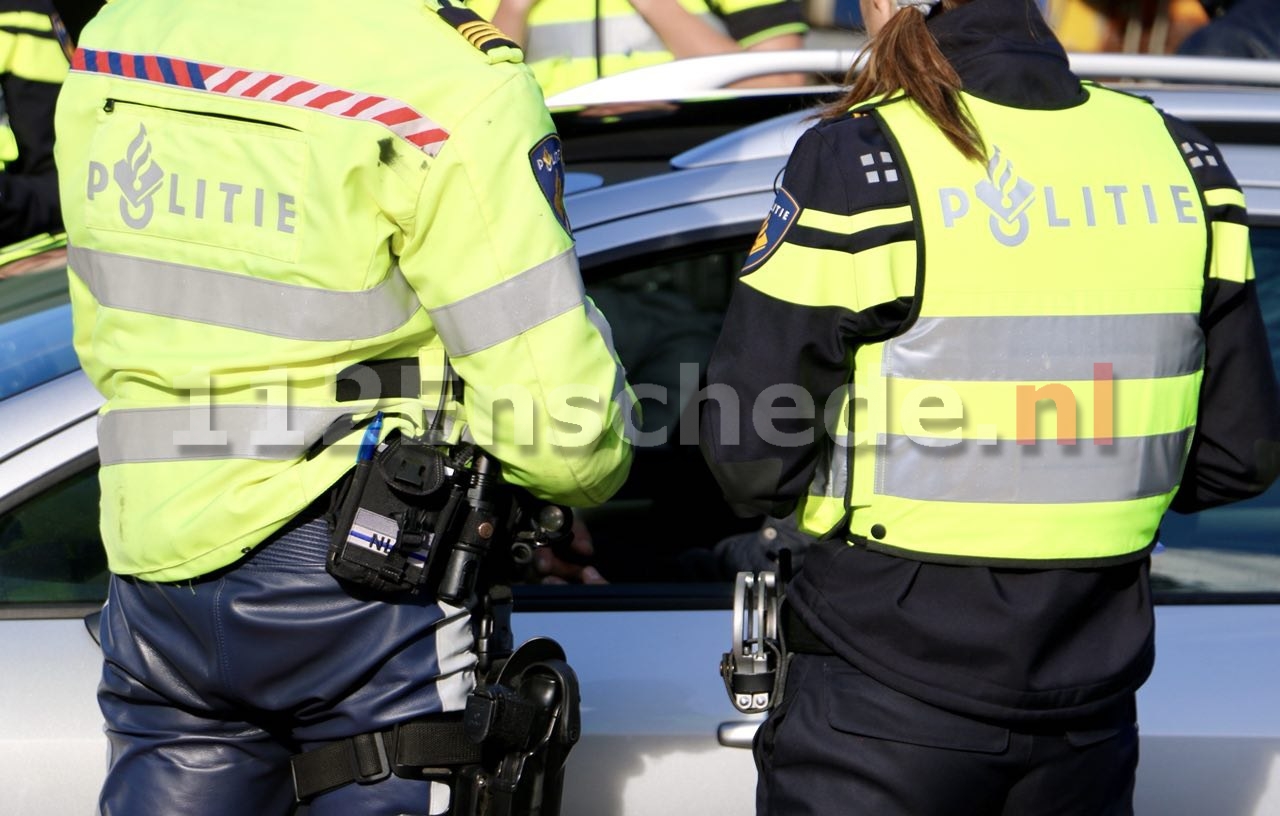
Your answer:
[546,50,1280,109]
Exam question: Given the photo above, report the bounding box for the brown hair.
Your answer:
[823,1,985,163]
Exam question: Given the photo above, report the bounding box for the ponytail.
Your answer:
[823,1,985,163]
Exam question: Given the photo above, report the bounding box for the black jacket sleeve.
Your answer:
[700,117,913,518]
[1165,115,1280,513]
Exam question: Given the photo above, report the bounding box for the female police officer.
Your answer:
[700,0,1280,813]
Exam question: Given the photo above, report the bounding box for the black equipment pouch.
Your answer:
[327,431,471,596]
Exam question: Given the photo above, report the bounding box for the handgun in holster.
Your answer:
[456,637,582,816]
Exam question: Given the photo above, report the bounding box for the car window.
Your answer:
[579,244,762,586]
[0,464,107,604]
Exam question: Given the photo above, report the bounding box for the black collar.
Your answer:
[927,0,1087,108]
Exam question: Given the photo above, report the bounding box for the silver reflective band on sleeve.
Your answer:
[525,13,724,62]
[584,297,632,420]
[97,405,358,464]
[885,314,1203,381]
[877,429,1191,504]
[100,404,455,464]
[429,249,584,357]
[67,245,422,341]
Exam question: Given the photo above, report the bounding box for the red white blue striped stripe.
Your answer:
[71,48,450,156]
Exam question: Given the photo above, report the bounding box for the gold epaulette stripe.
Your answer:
[458,20,506,48]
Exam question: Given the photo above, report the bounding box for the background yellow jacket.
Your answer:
[56,0,634,581]
[472,0,808,97]
[0,0,68,245]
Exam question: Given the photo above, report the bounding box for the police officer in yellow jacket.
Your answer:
[700,0,1280,813]
[473,0,808,98]
[55,1,633,813]
[0,0,69,255]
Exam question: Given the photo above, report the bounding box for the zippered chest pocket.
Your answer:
[83,99,310,264]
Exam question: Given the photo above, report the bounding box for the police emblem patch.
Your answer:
[529,134,571,236]
[742,187,799,272]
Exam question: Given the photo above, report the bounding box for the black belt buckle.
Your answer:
[351,731,392,785]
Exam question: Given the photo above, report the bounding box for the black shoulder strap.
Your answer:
[435,0,520,55]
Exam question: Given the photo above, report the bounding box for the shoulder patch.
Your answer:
[742,187,799,273]
[530,134,571,236]
[435,3,522,62]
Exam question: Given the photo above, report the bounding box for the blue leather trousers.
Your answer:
[96,515,476,816]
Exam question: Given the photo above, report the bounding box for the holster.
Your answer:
[456,637,582,816]
[289,636,582,816]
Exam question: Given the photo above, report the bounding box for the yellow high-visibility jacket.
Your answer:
[56,0,634,581]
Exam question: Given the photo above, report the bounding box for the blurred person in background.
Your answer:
[473,0,810,98]
[1041,0,1208,53]
[0,0,71,267]
[1177,0,1280,59]
[50,0,100,41]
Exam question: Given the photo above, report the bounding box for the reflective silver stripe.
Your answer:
[429,250,584,357]
[68,245,421,341]
[809,436,848,498]
[878,429,1191,504]
[585,297,634,436]
[100,404,456,464]
[526,13,723,62]
[885,314,1203,381]
[98,405,354,464]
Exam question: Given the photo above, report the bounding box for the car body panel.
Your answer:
[8,605,1280,815]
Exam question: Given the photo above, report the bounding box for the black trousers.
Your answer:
[755,654,1139,816]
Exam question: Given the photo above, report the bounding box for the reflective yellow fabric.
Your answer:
[0,8,69,167]
[0,10,68,83]
[470,0,806,97]
[835,87,1210,564]
[57,0,632,580]
[0,229,64,269]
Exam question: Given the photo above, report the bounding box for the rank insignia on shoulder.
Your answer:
[529,134,571,236]
[435,2,521,57]
[742,187,799,273]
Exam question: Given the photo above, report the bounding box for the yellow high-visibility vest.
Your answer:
[754,86,1247,565]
